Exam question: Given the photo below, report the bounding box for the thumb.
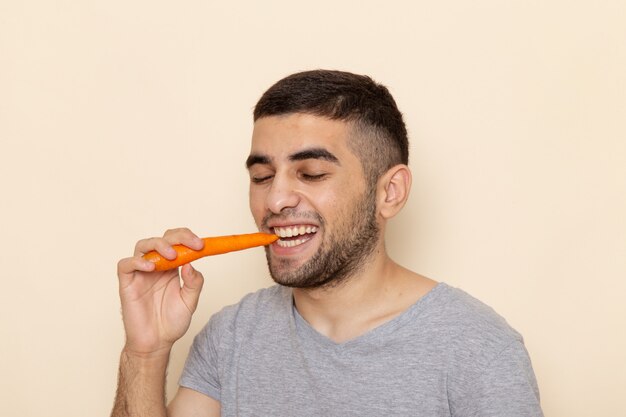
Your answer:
[180,263,204,313]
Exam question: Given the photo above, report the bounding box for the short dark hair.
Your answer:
[253,70,408,185]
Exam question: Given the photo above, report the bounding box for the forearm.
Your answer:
[111,348,171,417]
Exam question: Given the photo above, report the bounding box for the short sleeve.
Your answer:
[178,315,222,401]
[452,341,544,417]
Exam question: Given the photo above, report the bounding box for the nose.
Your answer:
[265,176,301,214]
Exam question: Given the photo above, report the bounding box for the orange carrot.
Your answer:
[143,232,278,271]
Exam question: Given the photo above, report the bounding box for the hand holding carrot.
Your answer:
[117,228,207,357]
[116,228,277,357]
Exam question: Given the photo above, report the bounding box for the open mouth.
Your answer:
[273,225,318,248]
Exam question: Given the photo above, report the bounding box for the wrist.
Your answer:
[122,344,173,362]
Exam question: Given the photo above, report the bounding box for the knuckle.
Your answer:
[135,237,153,248]
[163,227,194,244]
[164,228,180,236]
[164,227,190,236]
[134,236,162,256]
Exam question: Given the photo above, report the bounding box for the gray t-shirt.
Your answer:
[180,283,543,416]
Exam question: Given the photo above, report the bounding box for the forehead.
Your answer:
[250,113,355,160]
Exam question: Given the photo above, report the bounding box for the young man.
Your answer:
[112,70,543,416]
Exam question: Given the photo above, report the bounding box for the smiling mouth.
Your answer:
[273,225,318,248]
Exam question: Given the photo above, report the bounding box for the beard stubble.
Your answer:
[264,188,380,289]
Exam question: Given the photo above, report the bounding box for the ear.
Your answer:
[377,164,412,219]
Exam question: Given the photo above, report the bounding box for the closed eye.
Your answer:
[251,175,273,184]
[301,173,328,181]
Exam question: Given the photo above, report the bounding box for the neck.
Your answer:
[292,248,437,343]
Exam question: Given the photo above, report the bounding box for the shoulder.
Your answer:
[432,283,523,345]
[416,283,528,373]
[431,285,543,413]
[425,284,539,397]
[440,284,521,334]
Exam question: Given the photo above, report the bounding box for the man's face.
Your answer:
[247,113,380,289]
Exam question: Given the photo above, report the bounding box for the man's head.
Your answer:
[248,70,411,289]
[253,69,409,188]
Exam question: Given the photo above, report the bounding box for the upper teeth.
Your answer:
[274,225,318,238]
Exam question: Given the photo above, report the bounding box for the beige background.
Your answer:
[1,1,625,416]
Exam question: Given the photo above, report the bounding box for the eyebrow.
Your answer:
[245,154,271,169]
[245,147,340,169]
[289,148,340,164]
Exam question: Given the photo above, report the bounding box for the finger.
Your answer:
[179,264,204,313]
[118,256,156,276]
[134,237,178,259]
[117,256,156,289]
[163,228,204,251]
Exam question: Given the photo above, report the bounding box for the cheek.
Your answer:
[249,187,265,223]
[306,190,342,223]
[321,186,370,229]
